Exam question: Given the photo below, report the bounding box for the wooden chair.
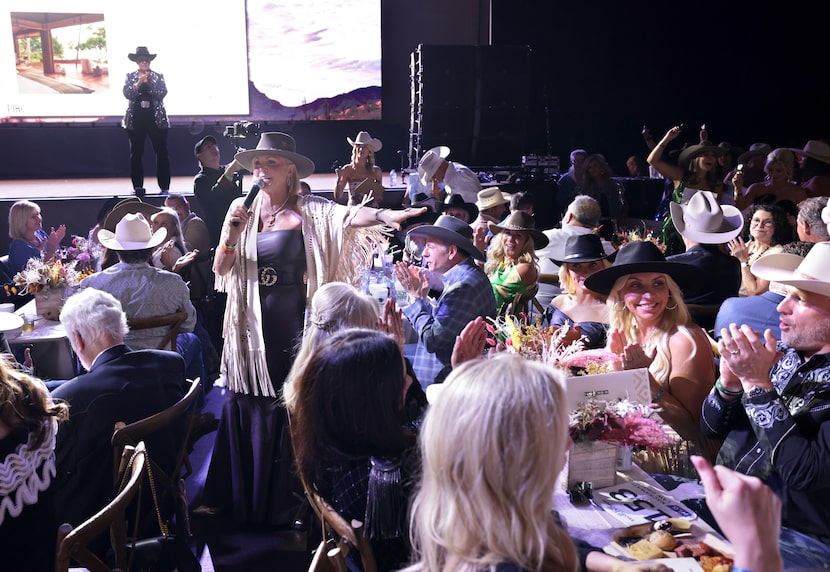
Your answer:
[55,442,147,572]
[305,489,378,572]
[127,311,188,351]
[111,377,201,539]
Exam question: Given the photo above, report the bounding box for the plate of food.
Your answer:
[611,519,734,572]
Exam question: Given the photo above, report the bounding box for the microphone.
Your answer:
[232,178,264,226]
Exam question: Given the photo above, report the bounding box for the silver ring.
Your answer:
[730,350,739,355]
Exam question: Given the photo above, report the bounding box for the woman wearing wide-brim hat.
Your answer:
[333,131,385,207]
[647,125,726,256]
[584,240,721,464]
[547,234,615,349]
[790,140,830,198]
[483,211,548,312]
[204,131,425,525]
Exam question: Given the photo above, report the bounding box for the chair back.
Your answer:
[127,311,188,351]
[111,377,201,538]
[305,488,377,572]
[55,442,147,572]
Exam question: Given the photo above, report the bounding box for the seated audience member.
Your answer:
[581,153,626,225]
[470,187,511,250]
[703,242,830,543]
[290,328,417,572]
[299,180,312,196]
[727,203,791,297]
[714,241,815,341]
[728,142,772,190]
[192,135,243,247]
[1,356,69,572]
[535,195,616,307]
[691,456,784,572]
[6,199,66,275]
[733,148,807,214]
[625,154,649,177]
[483,211,548,312]
[795,196,830,243]
[81,212,204,388]
[548,234,613,349]
[150,206,197,274]
[790,140,830,198]
[436,194,478,224]
[393,215,496,389]
[51,288,186,531]
[407,354,668,572]
[667,191,743,329]
[584,241,719,461]
[509,191,535,217]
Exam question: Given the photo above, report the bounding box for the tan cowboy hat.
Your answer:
[751,242,830,298]
[128,46,156,61]
[408,214,485,262]
[677,140,725,169]
[488,211,550,248]
[234,132,315,178]
[418,146,451,186]
[789,140,830,165]
[737,143,771,165]
[103,198,161,232]
[669,191,743,244]
[347,131,382,152]
[475,187,510,211]
[98,213,166,251]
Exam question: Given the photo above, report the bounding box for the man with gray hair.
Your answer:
[796,196,830,243]
[52,288,186,531]
[535,195,615,306]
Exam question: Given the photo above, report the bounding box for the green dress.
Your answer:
[490,264,530,311]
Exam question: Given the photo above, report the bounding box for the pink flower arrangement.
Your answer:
[560,348,621,375]
[569,399,672,451]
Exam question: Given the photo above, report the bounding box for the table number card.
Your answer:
[593,480,698,526]
[566,368,652,410]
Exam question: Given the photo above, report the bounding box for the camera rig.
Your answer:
[223,121,262,150]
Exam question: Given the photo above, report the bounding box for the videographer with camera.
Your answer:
[193,134,245,247]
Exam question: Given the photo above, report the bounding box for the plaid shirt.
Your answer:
[403,257,496,388]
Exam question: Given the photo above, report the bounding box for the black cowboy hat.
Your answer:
[128,46,156,62]
[583,240,696,296]
[408,214,485,261]
[437,194,478,221]
[677,140,725,170]
[551,234,615,266]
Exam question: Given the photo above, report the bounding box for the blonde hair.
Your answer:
[8,200,39,241]
[484,231,539,276]
[606,273,696,383]
[282,282,378,411]
[558,259,612,295]
[351,144,377,170]
[406,355,579,572]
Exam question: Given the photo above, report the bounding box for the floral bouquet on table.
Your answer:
[66,235,102,276]
[485,314,585,368]
[13,257,85,294]
[559,348,621,376]
[613,228,665,253]
[568,398,673,452]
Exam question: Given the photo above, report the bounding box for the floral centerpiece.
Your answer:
[13,257,87,320]
[485,314,586,368]
[613,229,665,253]
[568,398,673,452]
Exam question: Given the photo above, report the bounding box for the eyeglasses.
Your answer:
[750,219,774,227]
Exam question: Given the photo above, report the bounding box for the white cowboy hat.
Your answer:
[418,146,451,186]
[346,131,382,152]
[789,140,830,165]
[474,186,510,211]
[751,242,830,298]
[98,213,166,251]
[669,191,743,244]
[234,132,315,178]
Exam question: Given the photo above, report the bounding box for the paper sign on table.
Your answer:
[593,480,697,526]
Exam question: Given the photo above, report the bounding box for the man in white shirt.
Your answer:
[535,194,615,307]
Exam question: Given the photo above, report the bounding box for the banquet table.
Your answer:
[10,298,78,381]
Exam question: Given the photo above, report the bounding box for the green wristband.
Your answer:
[715,377,744,397]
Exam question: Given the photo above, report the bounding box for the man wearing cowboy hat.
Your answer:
[393,215,496,388]
[407,145,481,206]
[81,212,205,388]
[667,190,742,313]
[702,241,830,543]
[437,193,478,223]
[470,186,511,250]
[724,142,770,190]
[122,46,170,196]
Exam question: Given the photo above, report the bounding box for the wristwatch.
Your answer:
[746,385,773,398]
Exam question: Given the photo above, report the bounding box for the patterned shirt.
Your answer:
[403,257,496,388]
[701,342,830,542]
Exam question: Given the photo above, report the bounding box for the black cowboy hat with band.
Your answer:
[583,240,696,296]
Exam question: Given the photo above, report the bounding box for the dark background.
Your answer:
[1,0,827,182]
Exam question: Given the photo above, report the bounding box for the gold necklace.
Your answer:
[263,194,292,226]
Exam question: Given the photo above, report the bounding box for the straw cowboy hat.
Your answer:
[751,242,830,298]
[475,187,510,211]
[347,131,382,152]
[677,140,725,170]
[234,132,315,178]
[98,213,166,251]
[669,190,743,244]
[128,46,156,61]
[583,240,696,296]
[488,211,550,249]
[103,198,161,232]
[737,143,772,165]
[789,140,830,165]
[437,193,478,221]
[550,234,616,266]
[408,214,485,262]
[418,146,451,186]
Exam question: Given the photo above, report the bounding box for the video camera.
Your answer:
[223,121,261,139]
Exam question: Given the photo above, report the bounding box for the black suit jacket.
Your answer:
[667,244,741,305]
[51,344,186,527]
